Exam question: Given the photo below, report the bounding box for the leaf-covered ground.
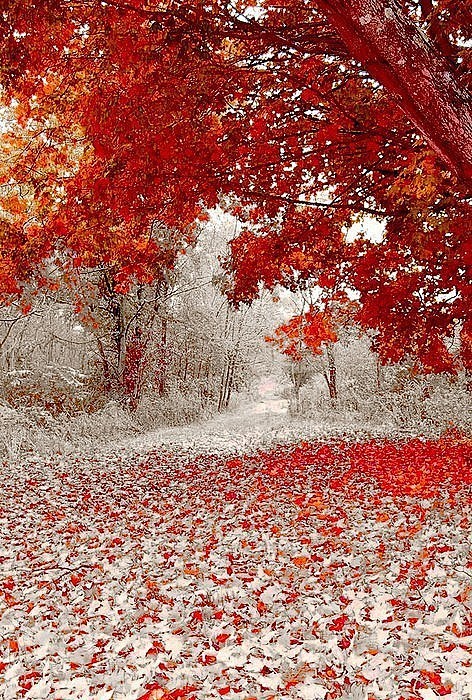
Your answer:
[0,433,471,700]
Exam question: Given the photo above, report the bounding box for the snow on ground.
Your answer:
[99,384,401,464]
[0,397,470,699]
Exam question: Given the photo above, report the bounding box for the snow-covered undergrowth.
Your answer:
[1,379,466,463]
[0,432,470,700]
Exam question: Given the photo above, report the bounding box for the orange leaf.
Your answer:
[292,556,310,568]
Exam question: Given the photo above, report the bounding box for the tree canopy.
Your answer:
[0,0,471,372]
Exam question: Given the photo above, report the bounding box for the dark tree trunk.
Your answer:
[223,353,237,409]
[218,356,230,412]
[466,369,472,392]
[324,344,337,402]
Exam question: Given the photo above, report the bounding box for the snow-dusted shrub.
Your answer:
[136,384,214,428]
[296,373,471,435]
[0,402,70,460]
[0,366,102,416]
[0,399,146,461]
[422,384,472,433]
[0,403,31,460]
[60,401,141,447]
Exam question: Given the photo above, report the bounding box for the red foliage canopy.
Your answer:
[0,0,471,371]
[266,308,337,361]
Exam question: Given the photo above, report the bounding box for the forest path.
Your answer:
[105,377,402,462]
[105,376,294,460]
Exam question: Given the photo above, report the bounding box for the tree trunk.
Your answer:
[223,353,237,409]
[465,369,472,392]
[218,356,230,412]
[290,363,302,414]
[326,344,337,402]
[316,0,472,184]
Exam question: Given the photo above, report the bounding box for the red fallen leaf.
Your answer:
[310,554,323,563]
[8,639,19,652]
[257,600,267,614]
[70,573,82,586]
[0,662,7,673]
[329,614,349,631]
[191,610,203,622]
[324,667,338,679]
[138,683,166,700]
[376,513,390,522]
[292,556,310,568]
[202,654,216,666]
[226,459,242,470]
[215,633,230,645]
[83,492,91,500]
[420,670,444,686]
[19,671,42,690]
[87,653,101,666]
[4,591,17,606]
[410,576,427,590]
[3,577,14,591]
[169,687,198,698]
[218,687,231,696]
[355,674,370,685]
[455,585,472,603]
[226,491,237,500]
[338,637,351,649]
[330,526,344,536]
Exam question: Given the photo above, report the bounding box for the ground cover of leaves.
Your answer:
[0,434,471,700]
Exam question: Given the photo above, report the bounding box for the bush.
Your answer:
[0,402,69,460]
[0,366,105,416]
[135,382,216,429]
[295,374,471,436]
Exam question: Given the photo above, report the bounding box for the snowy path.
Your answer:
[103,380,398,463]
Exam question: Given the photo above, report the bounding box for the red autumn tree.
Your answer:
[266,306,338,404]
[0,1,470,374]
[267,309,338,363]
